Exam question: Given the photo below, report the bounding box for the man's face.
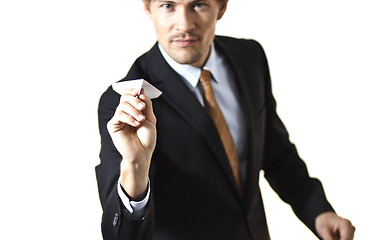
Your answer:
[144,0,227,68]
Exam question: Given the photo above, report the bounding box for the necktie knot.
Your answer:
[199,69,213,93]
[200,69,211,83]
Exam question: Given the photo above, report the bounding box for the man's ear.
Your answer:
[143,1,152,19]
[217,1,228,20]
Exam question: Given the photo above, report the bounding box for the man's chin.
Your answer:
[168,49,203,65]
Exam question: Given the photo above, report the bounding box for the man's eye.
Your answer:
[194,3,207,8]
[161,4,174,9]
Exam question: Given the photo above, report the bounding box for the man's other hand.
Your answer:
[316,211,355,240]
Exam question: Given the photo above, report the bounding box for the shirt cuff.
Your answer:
[117,177,150,220]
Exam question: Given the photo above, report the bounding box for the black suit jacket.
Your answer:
[96,36,334,240]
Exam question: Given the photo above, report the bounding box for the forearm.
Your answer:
[120,159,150,201]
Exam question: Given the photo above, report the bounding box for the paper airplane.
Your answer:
[112,79,162,99]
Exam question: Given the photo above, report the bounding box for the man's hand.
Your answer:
[107,88,157,200]
[315,211,355,240]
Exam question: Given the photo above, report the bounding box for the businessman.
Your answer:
[96,0,355,239]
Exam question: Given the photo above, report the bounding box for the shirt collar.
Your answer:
[159,43,221,88]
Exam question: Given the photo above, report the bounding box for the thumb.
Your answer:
[139,89,156,124]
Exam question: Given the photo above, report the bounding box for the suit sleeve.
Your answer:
[95,86,154,240]
[253,41,335,235]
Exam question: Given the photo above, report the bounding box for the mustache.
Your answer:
[170,33,201,41]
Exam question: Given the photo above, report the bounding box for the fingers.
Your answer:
[108,88,154,133]
[138,88,156,125]
[119,88,147,123]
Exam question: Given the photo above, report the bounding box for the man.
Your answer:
[96,0,355,239]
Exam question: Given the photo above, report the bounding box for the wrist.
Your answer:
[120,160,149,201]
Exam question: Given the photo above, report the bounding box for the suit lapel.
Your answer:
[214,38,259,198]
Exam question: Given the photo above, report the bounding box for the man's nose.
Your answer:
[175,8,195,33]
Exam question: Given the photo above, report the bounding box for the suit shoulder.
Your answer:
[98,85,120,116]
[216,35,262,47]
[215,36,266,55]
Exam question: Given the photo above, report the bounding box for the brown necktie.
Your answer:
[199,69,243,193]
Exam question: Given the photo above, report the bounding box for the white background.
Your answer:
[0,0,368,239]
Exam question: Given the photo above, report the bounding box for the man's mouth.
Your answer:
[172,39,197,47]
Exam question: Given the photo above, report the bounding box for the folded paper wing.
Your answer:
[112,79,162,99]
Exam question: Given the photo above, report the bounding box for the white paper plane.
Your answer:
[112,79,162,99]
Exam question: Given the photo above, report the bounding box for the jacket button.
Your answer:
[112,213,119,227]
